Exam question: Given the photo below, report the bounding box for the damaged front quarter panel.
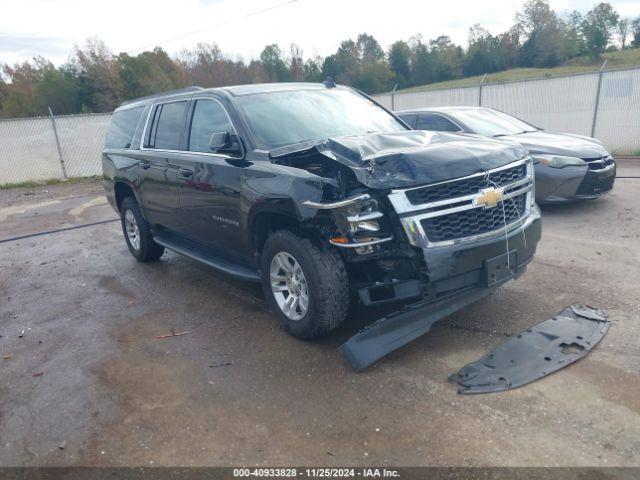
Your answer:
[267,145,398,250]
[449,305,611,394]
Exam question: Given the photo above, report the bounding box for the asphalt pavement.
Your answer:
[0,161,639,467]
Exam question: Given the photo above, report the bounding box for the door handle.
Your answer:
[139,161,151,170]
[179,168,194,178]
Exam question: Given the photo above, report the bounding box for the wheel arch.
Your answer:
[113,180,140,213]
[249,200,306,255]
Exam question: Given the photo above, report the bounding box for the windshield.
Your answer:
[235,88,406,149]
[452,108,538,137]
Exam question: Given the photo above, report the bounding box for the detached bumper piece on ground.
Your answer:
[339,286,498,372]
[449,305,611,394]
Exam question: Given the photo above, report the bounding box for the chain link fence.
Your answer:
[375,66,640,156]
[1,68,638,185]
[0,112,110,185]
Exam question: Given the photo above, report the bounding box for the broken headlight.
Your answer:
[345,204,382,234]
[302,194,392,252]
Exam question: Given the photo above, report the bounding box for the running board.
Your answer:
[153,232,261,283]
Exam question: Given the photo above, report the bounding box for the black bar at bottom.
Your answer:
[0,467,636,480]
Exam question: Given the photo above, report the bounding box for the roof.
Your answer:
[119,86,204,107]
[117,82,342,110]
[218,82,335,96]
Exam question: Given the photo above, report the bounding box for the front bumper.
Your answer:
[535,162,616,203]
[344,206,541,371]
[421,205,540,295]
[358,205,541,305]
[575,162,616,198]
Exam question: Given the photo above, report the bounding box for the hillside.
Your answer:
[397,48,640,93]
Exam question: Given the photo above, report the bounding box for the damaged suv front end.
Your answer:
[271,131,540,305]
[264,125,541,369]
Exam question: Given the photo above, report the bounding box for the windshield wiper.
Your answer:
[494,130,529,138]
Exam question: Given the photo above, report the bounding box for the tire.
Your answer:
[261,230,350,339]
[120,196,165,262]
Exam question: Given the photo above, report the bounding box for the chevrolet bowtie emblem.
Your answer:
[474,187,503,209]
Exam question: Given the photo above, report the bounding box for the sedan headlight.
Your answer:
[533,155,586,168]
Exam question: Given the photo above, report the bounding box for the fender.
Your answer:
[246,197,306,253]
[102,150,143,216]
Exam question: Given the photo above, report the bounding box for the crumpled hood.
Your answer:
[270,130,528,189]
[497,131,610,159]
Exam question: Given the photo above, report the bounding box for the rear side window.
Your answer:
[188,99,236,153]
[146,101,189,150]
[105,106,144,149]
[398,113,417,128]
[416,114,460,132]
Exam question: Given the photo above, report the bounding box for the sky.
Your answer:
[1,0,640,66]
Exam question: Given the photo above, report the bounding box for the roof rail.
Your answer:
[120,86,204,106]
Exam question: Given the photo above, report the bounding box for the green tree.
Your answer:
[260,44,290,82]
[498,26,522,70]
[288,43,305,81]
[409,37,435,86]
[329,39,359,84]
[616,17,631,49]
[564,11,586,58]
[36,65,81,114]
[177,43,259,87]
[119,47,185,99]
[517,0,571,67]
[70,38,125,112]
[632,17,640,48]
[581,3,619,57]
[0,60,41,117]
[321,54,341,80]
[322,34,392,93]
[429,36,463,81]
[464,25,506,76]
[0,58,81,117]
[388,41,411,87]
[356,33,384,64]
[303,57,323,82]
[0,74,6,113]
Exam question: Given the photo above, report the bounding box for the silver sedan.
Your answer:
[397,106,616,204]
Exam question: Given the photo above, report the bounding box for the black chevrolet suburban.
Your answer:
[103,83,541,369]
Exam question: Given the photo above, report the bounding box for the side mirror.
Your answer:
[209,131,242,156]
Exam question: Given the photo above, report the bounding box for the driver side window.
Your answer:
[188,99,237,153]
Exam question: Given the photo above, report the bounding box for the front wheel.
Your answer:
[261,230,349,339]
[120,197,165,262]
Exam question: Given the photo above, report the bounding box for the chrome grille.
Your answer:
[421,193,526,242]
[388,158,534,248]
[405,163,527,205]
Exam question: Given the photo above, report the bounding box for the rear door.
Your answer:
[178,97,246,260]
[137,100,189,231]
